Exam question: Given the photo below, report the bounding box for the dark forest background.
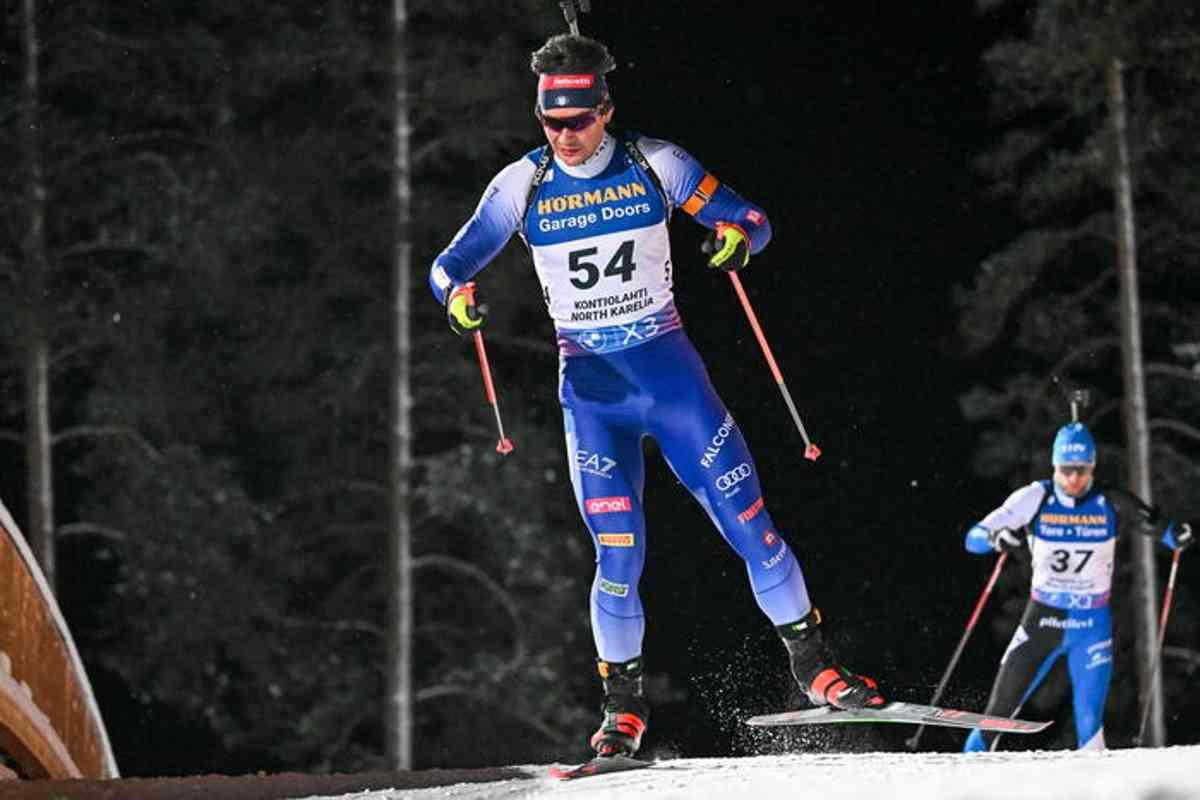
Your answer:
[1,0,1198,777]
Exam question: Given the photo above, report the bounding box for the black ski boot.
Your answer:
[589,657,650,757]
[777,608,885,709]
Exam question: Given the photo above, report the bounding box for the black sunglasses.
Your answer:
[1057,465,1092,476]
[537,109,602,132]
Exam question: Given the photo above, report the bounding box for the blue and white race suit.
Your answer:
[963,480,1187,751]
[430,130,814,662]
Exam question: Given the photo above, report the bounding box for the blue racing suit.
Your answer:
[429,131,813,663]
[962,480,1188,751]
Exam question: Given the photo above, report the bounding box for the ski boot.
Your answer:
[589,657,650,757]
[777,608,885,709]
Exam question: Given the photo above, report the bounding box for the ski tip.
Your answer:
[548,754,653,781]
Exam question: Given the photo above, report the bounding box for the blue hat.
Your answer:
[1052,422,1096,466]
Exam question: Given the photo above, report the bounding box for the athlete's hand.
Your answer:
[1172,521,1194,551]
[987,526,1027,556]
[447,282,486,336]
[702,222,750,271]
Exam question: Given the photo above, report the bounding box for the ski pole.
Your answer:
[558,0,590,35]
[905,552,1009,751]
[471,329,515,455]
[1135,547,1182,745]
[726,272,821,461]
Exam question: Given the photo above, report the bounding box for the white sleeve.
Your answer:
[978,482,1047,532]
[633,136,708,208]
[429,156,534,299]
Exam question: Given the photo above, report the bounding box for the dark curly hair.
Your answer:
[530,33,616,76]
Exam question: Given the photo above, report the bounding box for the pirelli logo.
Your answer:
[598,533,635,547]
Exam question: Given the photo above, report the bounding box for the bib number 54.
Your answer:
[569,240,636,289]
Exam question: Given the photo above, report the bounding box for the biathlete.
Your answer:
[429,33,884,758]
[961,421,1193,751]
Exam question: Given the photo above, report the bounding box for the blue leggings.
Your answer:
[963,602,1112,751]
[560,329,812,662]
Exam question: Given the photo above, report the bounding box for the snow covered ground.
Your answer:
[296,746,1200,800]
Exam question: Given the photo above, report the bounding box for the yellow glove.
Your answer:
[447,283,486,336]
[703,222,751,271]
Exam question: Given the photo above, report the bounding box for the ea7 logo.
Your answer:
[576,449,618,479]
[586,496,632,515]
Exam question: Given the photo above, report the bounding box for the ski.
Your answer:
[548,754,654,781]
[745,701,1051,734]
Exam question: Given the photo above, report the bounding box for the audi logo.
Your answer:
[715,463,752,491]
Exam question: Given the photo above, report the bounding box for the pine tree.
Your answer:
[960,0,1200,745]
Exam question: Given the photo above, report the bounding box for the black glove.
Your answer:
[701,222,751,271]
[1172,521,1194,551]
[988,527,1027,556]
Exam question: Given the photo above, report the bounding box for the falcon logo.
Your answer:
[700,412,736,469]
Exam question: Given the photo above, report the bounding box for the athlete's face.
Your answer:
[539,105,613,166]
[1054,463,1094,497]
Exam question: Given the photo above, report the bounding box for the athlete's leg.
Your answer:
[561,354,655,756]
[562,400,649,664]
[1065,613,1112,750]
[637,333,811,624]
[965,603,1064,752]
[641,332,884,707]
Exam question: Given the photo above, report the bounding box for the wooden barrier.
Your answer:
[0,499,119,779]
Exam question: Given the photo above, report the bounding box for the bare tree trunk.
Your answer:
[1108,58,1163,746]
[386,0,415,771]
[19,0,56,589]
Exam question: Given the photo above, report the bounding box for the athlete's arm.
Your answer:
[428,157,532,305]
[638,137,771,254]
[1105,487,1194,551]
[964,482,1047,555]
